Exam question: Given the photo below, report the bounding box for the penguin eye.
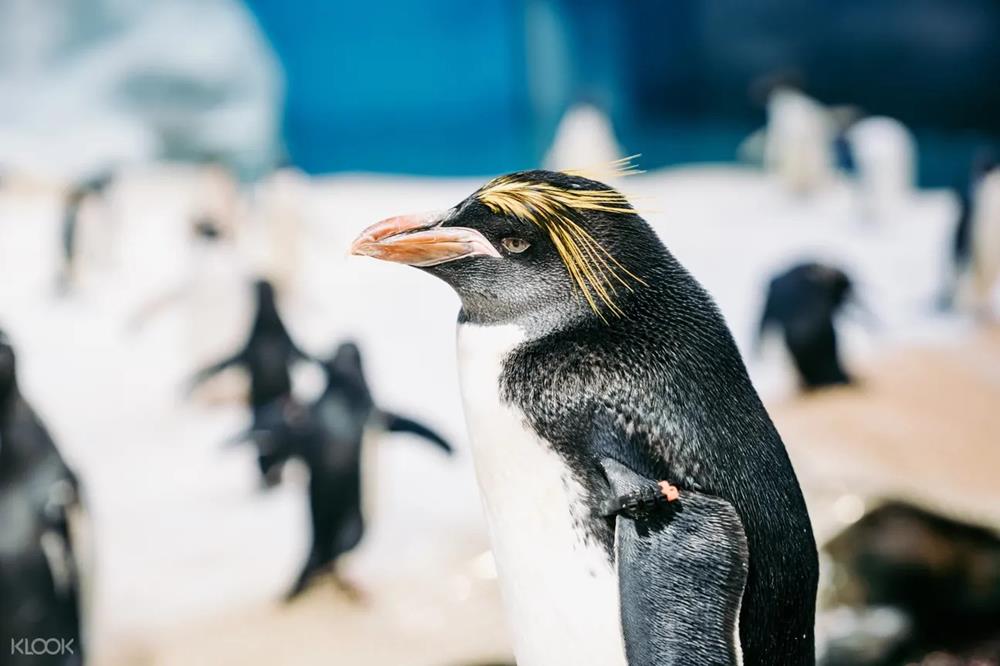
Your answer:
[501,237,531,254]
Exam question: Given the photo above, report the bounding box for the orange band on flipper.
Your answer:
[658,481,680,502]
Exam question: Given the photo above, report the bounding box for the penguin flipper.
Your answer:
[381,411,453,454]
[187,350,247,392]
[601,459,749,666]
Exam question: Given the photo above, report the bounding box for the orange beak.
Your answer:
[350,212,500,267]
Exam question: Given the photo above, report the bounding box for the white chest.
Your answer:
[456,323,627,666]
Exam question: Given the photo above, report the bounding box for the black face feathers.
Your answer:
[472,170,646,318]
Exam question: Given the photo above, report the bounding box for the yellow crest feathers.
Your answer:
[560,154,645,181]
[475,161,646,320]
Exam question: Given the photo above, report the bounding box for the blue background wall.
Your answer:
[244,0,1000,185]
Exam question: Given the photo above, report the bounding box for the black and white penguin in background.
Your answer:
[949,152,1000,318]
[351,170,818,665]
[187,279,312,485]
[758,262,856,390]
[0,331,85,665]
[57,172,114,296]
[240,342,453,599]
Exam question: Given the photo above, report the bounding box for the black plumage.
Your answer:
[0,332,84,665]
[604,459,748,666]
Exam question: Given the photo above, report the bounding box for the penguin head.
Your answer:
[251,278,285,329]
[351,170,655,324]
[322,341,372,403]
[777,263,852,311]
[807,263,852,309]
[325,341,364,380]
[254,279,276,305]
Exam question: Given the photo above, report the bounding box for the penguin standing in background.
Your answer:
[845,116,917,223]
[249,166,309,295]
[351,170,818,665]
[183,217,247,367]
[758,262,855,390]
[187,280,311,484]
[242,342,453,599]
[953,153,1000,318]
[937,156,984,311]
[543,102,624,172]
[57,172,114,295]
[192,158,240,241]
[0,331,84,665]
[127,215,247,371]
[763,85,835,194]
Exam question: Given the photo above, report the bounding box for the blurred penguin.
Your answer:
[242,342,453,600]
[845,116,917,223]
[188,279,306,409]
[953,153,1000,319]
[184,218,248,366]
[822,502,1000,665]
[188,280,311,482]
[128,214,248,372]
[543,102,624,172]
[56,172,114,296]
[192,158,240,240]
[0,331,85,665]
[762,85,836,194]
[758,262,856,389]
[246,165,310,295]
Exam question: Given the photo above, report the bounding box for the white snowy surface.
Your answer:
[0,163,968,656]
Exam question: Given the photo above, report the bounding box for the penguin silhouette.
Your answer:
[57,172,114,296]
[0,331,85,665]
[188,279,311,484]
[952,151,1000,318]
[759,262,855,389]
[241,342,453,600]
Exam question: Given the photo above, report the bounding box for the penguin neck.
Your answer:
[457,296,590,336]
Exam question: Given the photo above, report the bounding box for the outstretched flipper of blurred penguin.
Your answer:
[378,411,452,454]
[187,279,311,410]
[324,342,453,455]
